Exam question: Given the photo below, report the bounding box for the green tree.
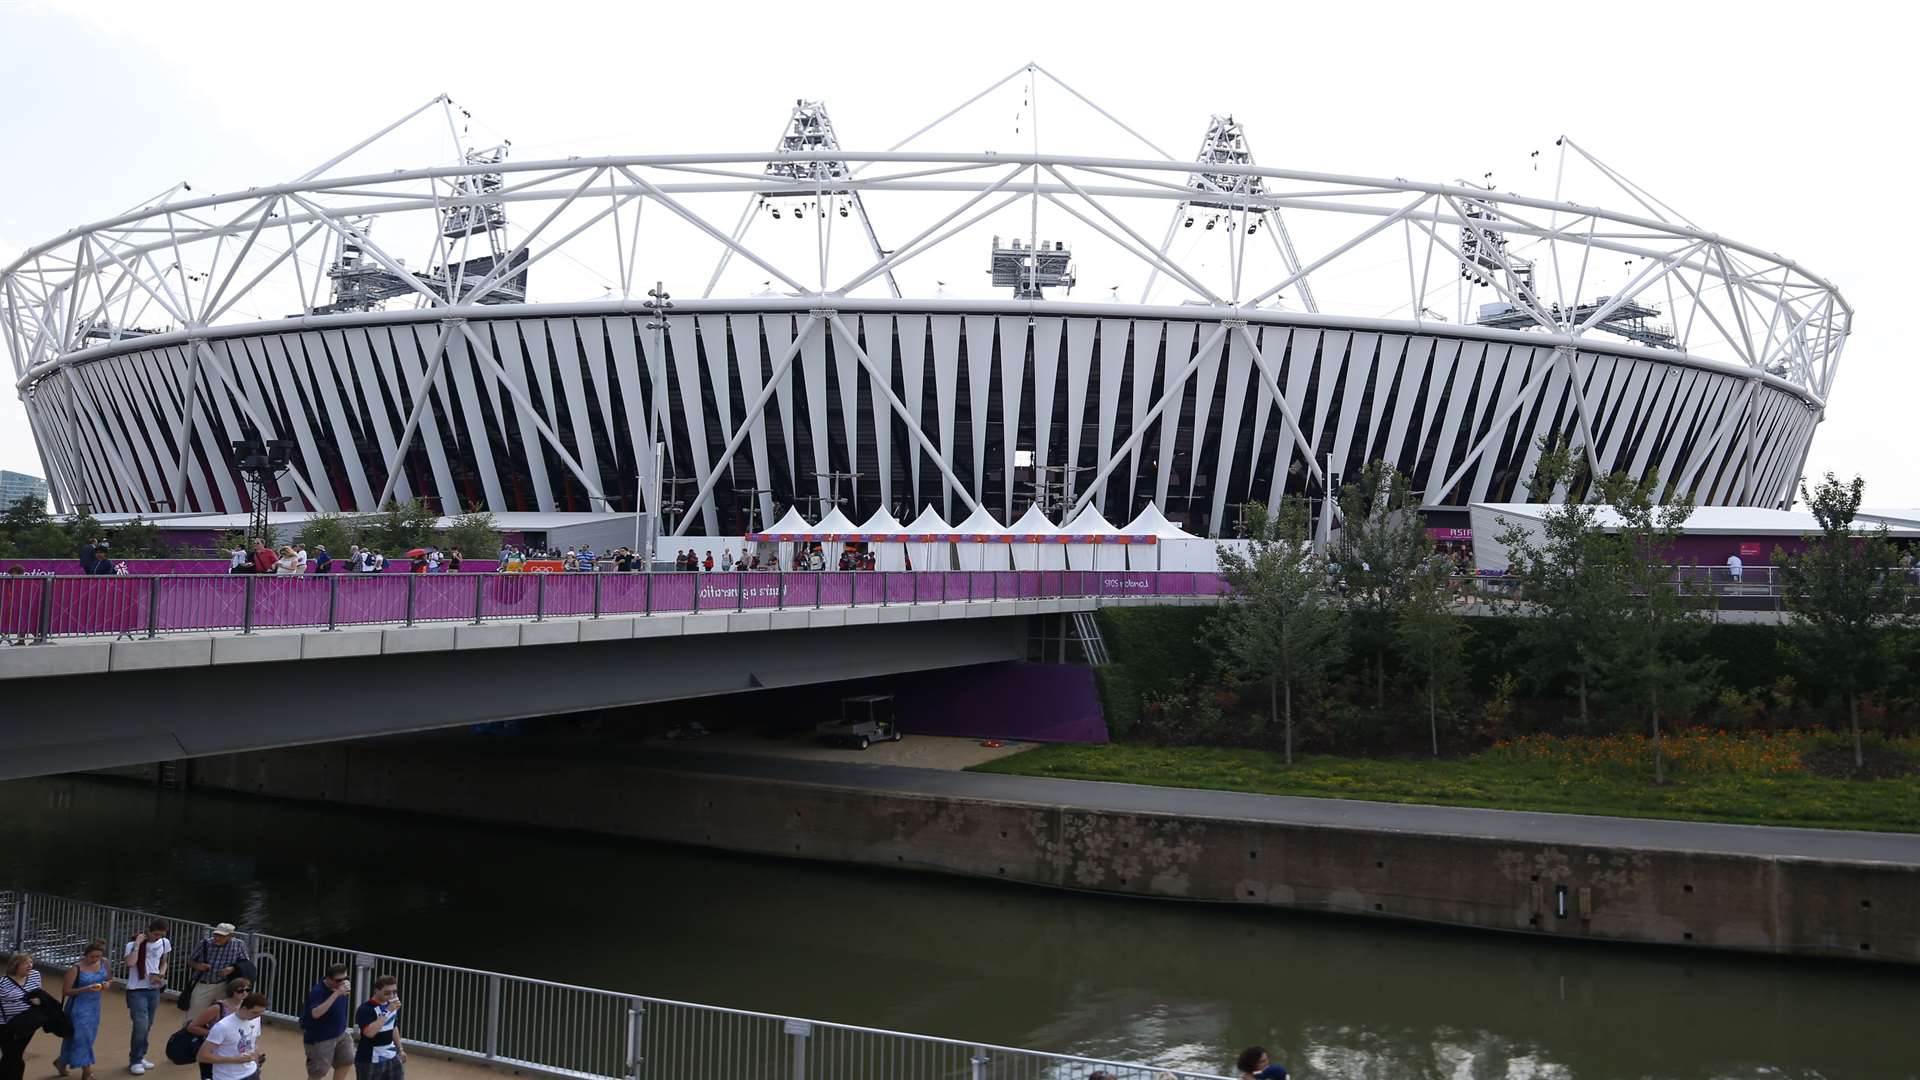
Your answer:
[298,512,361,557]
[1213,497,1347,763]
[1596,468,1716,785]
[1398,556,1469,756]
[1774,473,1913,770]
[359,497,438,555]
[1334,461,1432,706]
[1496,438,1627,728]
[438,508,501,559]
[106,516,172,557]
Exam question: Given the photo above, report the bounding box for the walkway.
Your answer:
[639,749,1920,866]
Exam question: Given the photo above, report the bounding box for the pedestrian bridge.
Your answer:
[0,570,1216,780]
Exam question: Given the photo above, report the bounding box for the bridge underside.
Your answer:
[1,617,1027,780]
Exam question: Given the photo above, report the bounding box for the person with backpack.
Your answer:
[173,977,251,1079]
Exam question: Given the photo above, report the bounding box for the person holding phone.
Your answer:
[123,919,170,1076]
[197,993,268,1080]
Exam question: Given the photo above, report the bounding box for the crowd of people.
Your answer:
[219,543,463,576]
[669,546,881,572]
[1,921,406,1080]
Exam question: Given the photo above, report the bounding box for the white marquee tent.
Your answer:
[1063,503,1127,570]
[903,505,951,572]
[1007,503,1066,570]
[952,504,1011,571]
[858,505,910,571]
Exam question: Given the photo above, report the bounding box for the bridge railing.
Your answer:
[2,887,1231,1080]
[0,570,1226,642]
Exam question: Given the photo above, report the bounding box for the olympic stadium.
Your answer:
[0,66,1851,544]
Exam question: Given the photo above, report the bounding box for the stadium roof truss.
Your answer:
[2,66,1852,523]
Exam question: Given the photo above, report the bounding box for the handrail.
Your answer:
[0,887,1232,1080]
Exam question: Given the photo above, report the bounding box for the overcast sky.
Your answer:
[2,0,1912,505]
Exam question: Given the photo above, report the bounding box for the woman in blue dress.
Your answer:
[55,940,109,1080]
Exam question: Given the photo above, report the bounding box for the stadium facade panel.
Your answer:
[24,301,1818,537]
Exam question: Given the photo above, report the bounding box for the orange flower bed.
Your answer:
[1484,730,1813,776]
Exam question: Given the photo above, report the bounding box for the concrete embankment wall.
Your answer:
[159,744,1918,965]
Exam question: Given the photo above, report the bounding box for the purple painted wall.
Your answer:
[0,558,501,575]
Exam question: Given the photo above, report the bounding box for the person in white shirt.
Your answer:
[123,919,172,1075]
[1726,553,1744,584]
[296,546,309,573]
[198,993,269,1080]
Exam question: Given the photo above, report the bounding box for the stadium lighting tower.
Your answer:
[230,429,293,544]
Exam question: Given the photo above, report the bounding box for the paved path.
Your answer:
[14,984,490,1080]
[642,750,1920,866]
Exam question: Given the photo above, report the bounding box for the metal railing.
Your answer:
[2,888,1229,1080]
[1466,564,1920,614]
[0,570,1226,644]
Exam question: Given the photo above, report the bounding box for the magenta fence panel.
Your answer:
[150,576,240,633]
[648,573,696,614]
[785,573,820,608]
[539,574,596,619]
[818,573,854,607]
[0,559,502,576]
[0,577,42,636]
[246,576,331,629]
[44,576,143,635]
[598,573,649,616]
[333,575,405,626]
[993,571,1019,599]
[852,573,885,606]
[883,572,915,604]
[481,575,542,620]
[740,574,786,610]
[409,575,477,623]
[693,573,746,610]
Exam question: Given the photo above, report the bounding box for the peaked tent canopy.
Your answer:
[903,505,951,572]
[859,506,910,570]
[1121,503,1205,570]
[1009,502,1065,570]
[953,505,1010,571]
[1063,504,1127,569]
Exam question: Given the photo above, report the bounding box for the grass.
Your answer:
[967,733,1920,833]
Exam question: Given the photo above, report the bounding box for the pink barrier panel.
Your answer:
[0,577,42,635]
[818,573,854,607]
[693,573,746,610]
[785,573,820,608]
[1096,571,1159,596]
[598,574,650,616]
[540,574,596,618]
[649,573,696,614]
[852,573,884,605]
[153,576,243,631]
[992,571,1019,599]
[479,574,541,619]
[47,576,144,635]
[883,572,915,604]
[740,574,787,610]
[409,575,479,622]
[260,577,337,628]
[332,575,407,626]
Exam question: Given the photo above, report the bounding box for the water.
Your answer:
[3,776,1913,1079]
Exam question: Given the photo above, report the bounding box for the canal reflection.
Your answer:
[2,777,1911,1079]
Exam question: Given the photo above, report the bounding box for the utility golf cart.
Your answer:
[815,693,902,750]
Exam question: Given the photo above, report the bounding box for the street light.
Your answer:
[642,282,672,571]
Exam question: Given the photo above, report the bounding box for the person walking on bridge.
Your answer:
[300,965,354,1080]
[184,924,249,1018]
[196,993,267,1080]
[352,976,405,1080]
[122,919,170,1075]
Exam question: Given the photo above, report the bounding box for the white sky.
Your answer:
[1,0,1913,504]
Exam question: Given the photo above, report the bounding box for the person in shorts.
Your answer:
[300,964,354,1080]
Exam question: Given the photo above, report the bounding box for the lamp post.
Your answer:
[642,283,672,571]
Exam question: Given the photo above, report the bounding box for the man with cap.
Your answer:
[185,923,251,1016]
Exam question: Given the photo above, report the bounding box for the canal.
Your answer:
[2,776,1912,1079]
